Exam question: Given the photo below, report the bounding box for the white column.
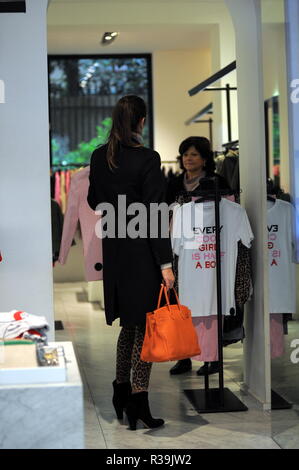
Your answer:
[225,0,271,409]
[0,0,54,340]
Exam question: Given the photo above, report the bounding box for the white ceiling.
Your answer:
[47,0,284,54]
[48,25,212,54]
[47,0,222,53]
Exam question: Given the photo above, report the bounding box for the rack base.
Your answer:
[184,387,248,413]
[55,320,64,331]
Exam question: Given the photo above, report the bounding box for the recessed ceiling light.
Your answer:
[101,32,119,45]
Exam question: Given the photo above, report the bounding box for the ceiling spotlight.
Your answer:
[101,32,119,46]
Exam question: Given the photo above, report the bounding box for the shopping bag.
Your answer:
[141,284,201,362]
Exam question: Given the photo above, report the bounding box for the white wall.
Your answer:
[152,48,212,161]
[225,0,271,409]
[0,0,54,339]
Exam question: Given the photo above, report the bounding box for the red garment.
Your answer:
[55,171,61,206]
[16,329,43,339]
[65,170,71,196]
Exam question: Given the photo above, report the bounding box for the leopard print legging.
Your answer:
[116,325,152,392]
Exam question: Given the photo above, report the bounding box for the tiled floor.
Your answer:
[53,282,299,449]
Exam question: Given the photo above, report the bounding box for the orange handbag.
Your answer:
[141,284,201,363]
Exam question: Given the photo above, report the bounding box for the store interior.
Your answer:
[47,0,299,449]
[0,0,299,449]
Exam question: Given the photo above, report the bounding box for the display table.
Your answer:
[0,341,84,449]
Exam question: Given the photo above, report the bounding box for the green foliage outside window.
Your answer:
[51,117,112,168]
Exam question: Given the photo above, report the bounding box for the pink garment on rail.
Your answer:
[270,314,284,359]
[58,166,103,281]
[65,170,71,197]
[55,171,61,207]
[191,316,220,362]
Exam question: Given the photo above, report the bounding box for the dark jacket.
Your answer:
[165,171,231,206]
[87,143,173,327]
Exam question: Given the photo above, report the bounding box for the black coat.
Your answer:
[165,171,231,206]
[87,143,173,327]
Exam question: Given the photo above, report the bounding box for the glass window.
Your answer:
[48,55,153,169]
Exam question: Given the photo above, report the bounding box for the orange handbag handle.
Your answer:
[157,283,182,311]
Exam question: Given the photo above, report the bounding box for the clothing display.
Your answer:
[171,188,253,361]
[52,169,79,214]
[59,166,103,282]
[55,171,61,207]
[215,149,240,194]
[172,199,253,318]
[0,310,49,340]
[65,170,71,196]
[192,316,220,362]
[267,199,296,314]
[51,199,64,263]
[60,171,66,214]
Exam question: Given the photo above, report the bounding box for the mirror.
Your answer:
[262,0,299,448]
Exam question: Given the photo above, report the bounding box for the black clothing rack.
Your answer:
[182,177,248,413]
[222,139,239,150]
[188,62,237,143]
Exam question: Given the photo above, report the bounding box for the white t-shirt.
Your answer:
[267,199,296,314]
[0,310,49,339]
[172,199,254,317]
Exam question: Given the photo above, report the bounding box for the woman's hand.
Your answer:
[161,268,175,290]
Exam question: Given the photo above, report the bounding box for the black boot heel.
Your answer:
[127,417,137,431]
[125,392,164,430]
[112,380,132,420]
[113,404,124,420]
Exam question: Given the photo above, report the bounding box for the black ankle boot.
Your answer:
[196,361,220,376]
[196,362,210,376]
[112,380,132,420]
[169,358,192,375]
[125,391,164,431]
[209,361,220,375]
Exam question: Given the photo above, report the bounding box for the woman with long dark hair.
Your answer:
[87,95,175,430]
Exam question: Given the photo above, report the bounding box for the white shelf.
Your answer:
[0,342,67,385]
